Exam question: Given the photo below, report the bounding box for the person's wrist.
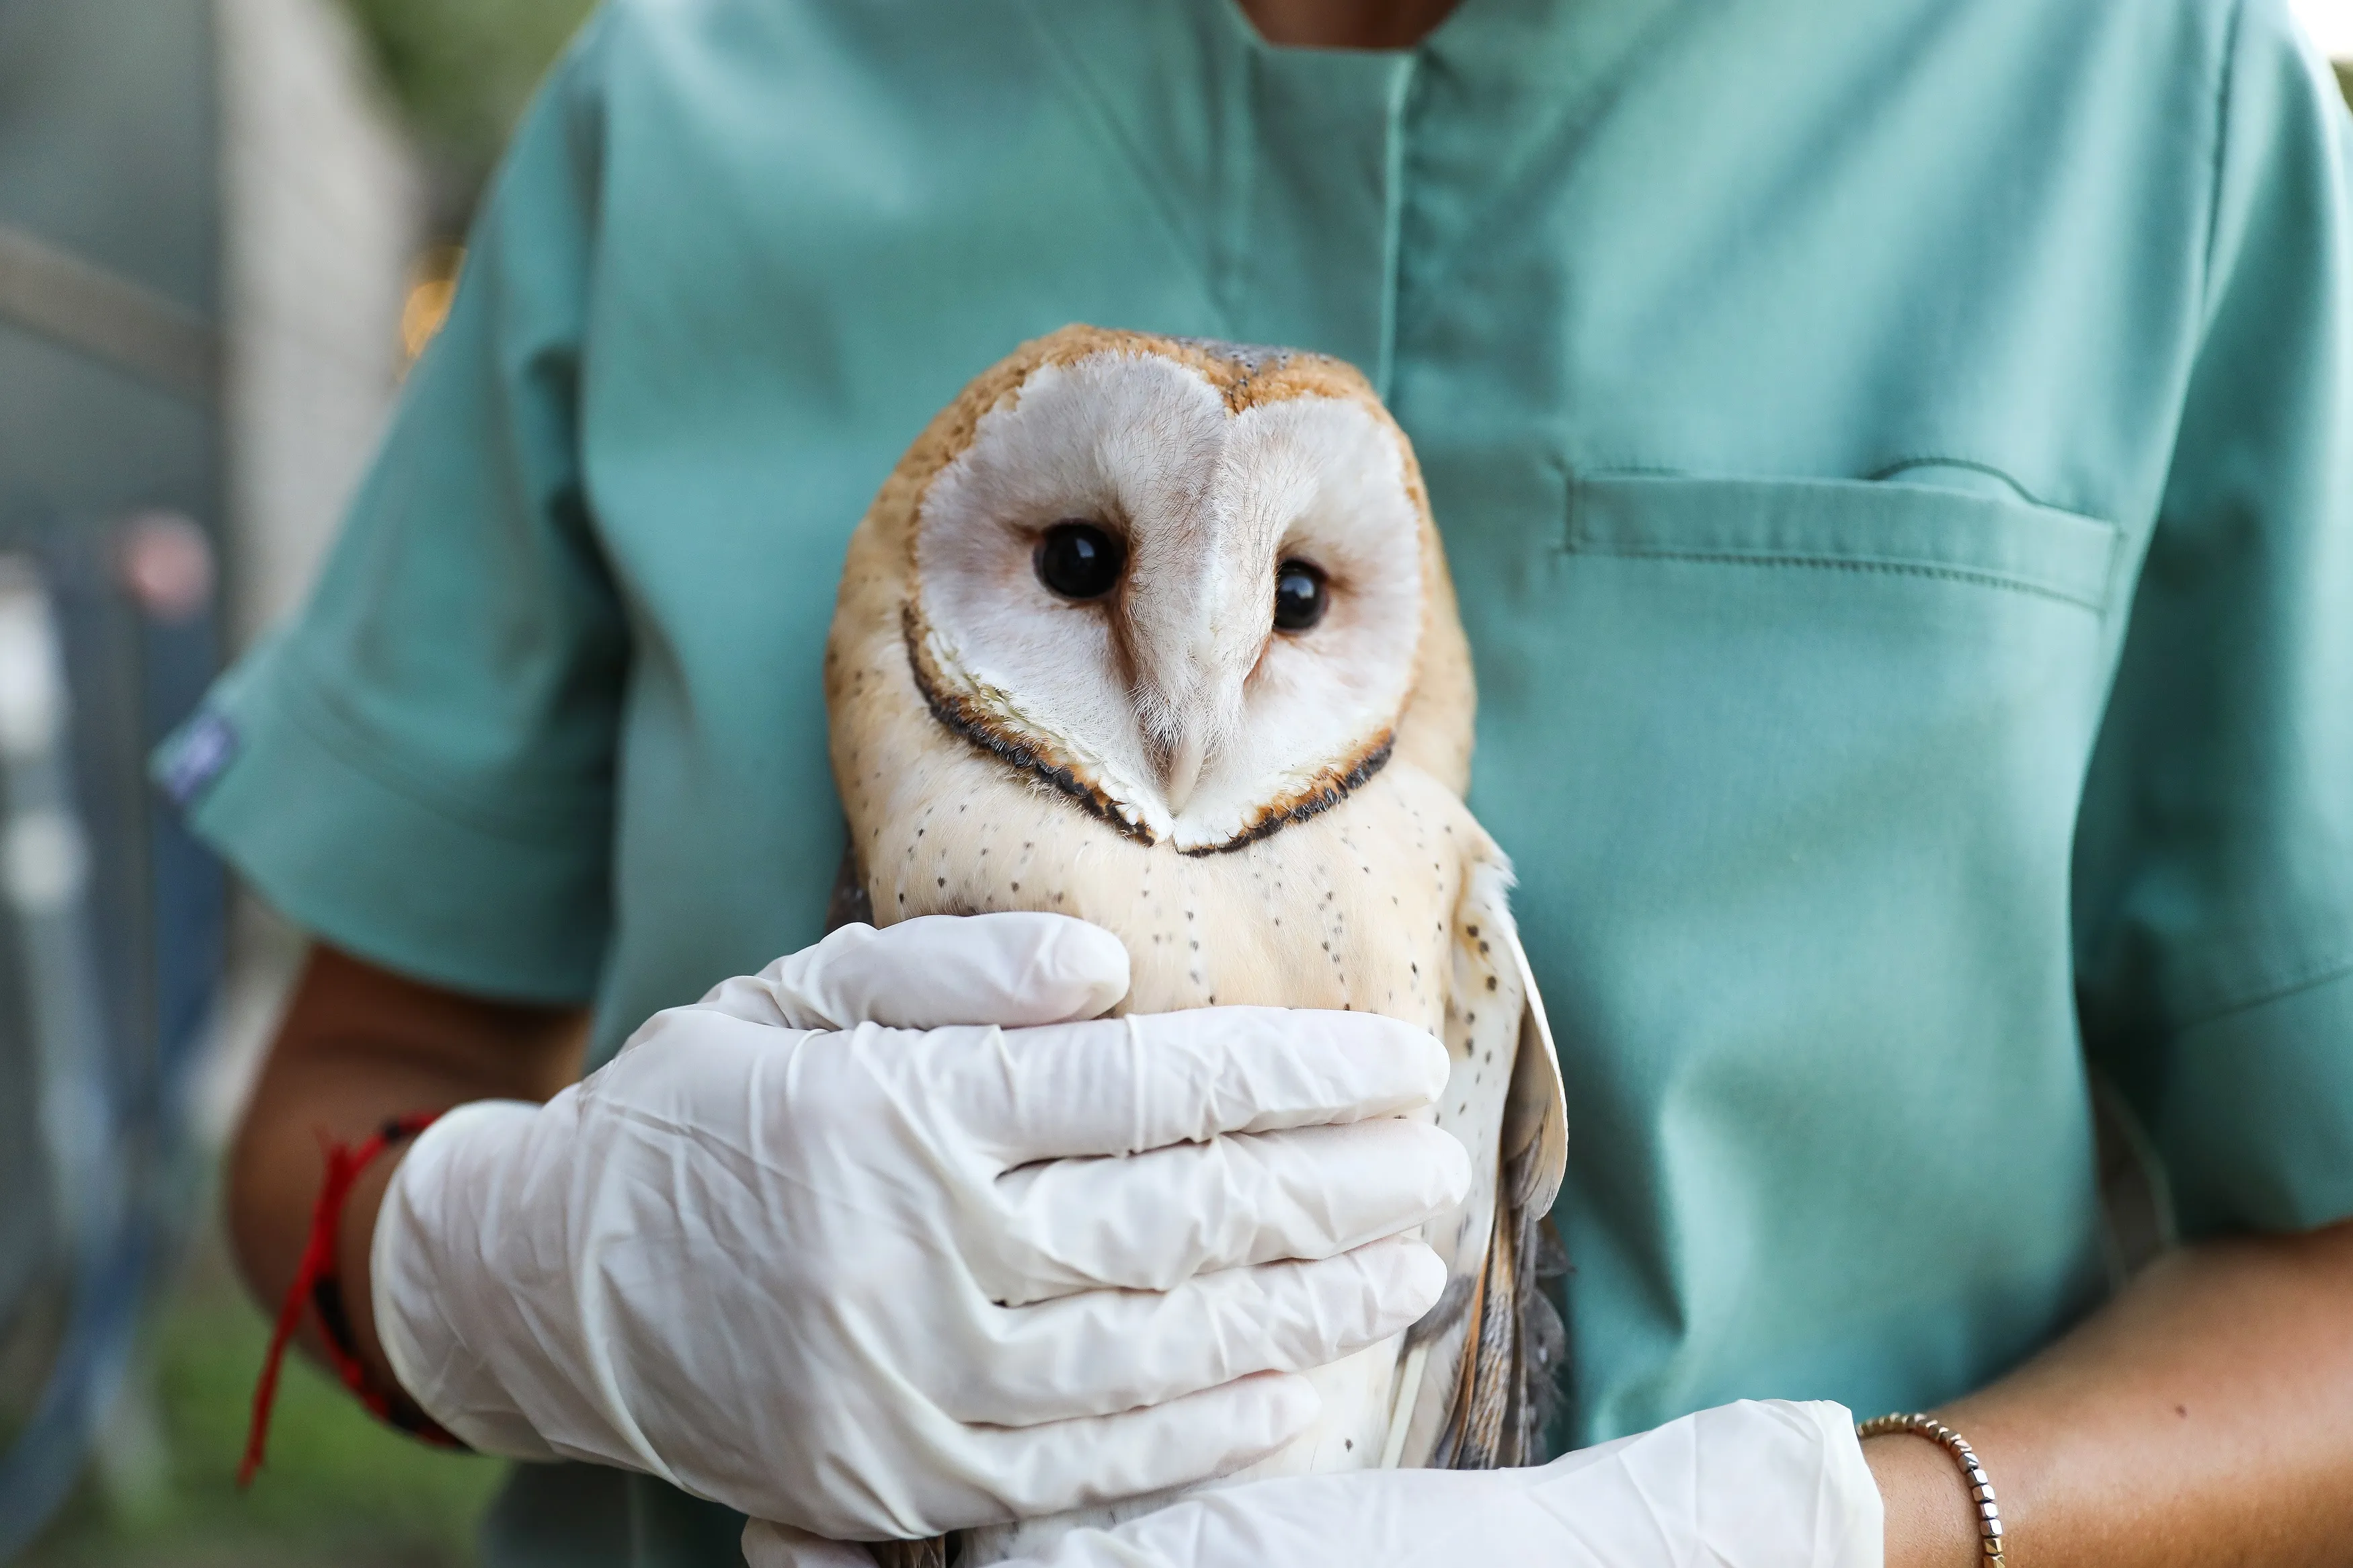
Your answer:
[334,1142,409,1392]
[1863,1432,1986,1568]
[241,1111,471,1483]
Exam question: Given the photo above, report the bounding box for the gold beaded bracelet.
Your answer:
[1856,1412,2006,1567]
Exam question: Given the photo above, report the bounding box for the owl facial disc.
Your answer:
[905,343,1425,854]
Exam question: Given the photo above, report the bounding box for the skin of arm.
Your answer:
[1236,0,1465,50]
[227,945,587,1399]
[1869,1220,2353,1567]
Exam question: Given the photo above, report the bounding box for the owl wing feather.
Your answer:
[1445,919,1570,1468]
[1382,843,1568,1470]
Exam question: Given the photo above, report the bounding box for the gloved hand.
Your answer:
[370,913,1470,1541]
[747,1400,1882,1568]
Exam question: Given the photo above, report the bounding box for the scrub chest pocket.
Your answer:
[1474,472,2129,1436]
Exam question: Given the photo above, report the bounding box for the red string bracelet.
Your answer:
[239,1111,466,1487]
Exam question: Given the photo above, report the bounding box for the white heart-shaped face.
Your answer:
[910,349,1425,852]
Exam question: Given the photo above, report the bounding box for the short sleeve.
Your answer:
[2073,0,2353,1237]
[154,21,625,1005]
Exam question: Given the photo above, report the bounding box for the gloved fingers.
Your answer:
[959,1371,1320,1523]
[705,914,1131,1030]
[740,1520,882,1568]
[984,1119,1472,1301]
[788,914,1131,1030]
[943,1005,1449,1161]
[949,1235,1444,1426]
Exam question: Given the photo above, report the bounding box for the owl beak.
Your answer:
[1160,725,1207,815]
[1129,557,1248,819]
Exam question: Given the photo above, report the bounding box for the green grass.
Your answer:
[22,1227,505,1568]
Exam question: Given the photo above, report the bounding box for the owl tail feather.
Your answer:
[1430,1142,1570,1471]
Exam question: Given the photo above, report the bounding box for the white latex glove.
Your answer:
[747,1400,1882,1568]
[372,913,1470,1541]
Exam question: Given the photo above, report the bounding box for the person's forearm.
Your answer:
[1868,1220,2353,1567]
[228,946,586,1393]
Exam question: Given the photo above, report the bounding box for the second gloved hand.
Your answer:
[370,914,1470,1540]
[751,1399,1883,1568]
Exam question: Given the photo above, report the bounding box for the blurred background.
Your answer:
[0,1,584,1562]
[0,3,2348,1565]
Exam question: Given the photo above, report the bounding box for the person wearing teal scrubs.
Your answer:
[171,0,2353,1561]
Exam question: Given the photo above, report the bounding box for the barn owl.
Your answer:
[824,326,1568,1565]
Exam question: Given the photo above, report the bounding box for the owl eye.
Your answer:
[1035,521,1125,601]
[1273,560,1328,632]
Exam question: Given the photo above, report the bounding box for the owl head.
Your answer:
[836,325,1474,856]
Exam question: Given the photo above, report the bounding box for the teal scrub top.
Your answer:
[162,0,2353,1559]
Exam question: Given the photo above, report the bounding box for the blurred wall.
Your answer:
[218,0,423,653]
[0,0,221,540]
